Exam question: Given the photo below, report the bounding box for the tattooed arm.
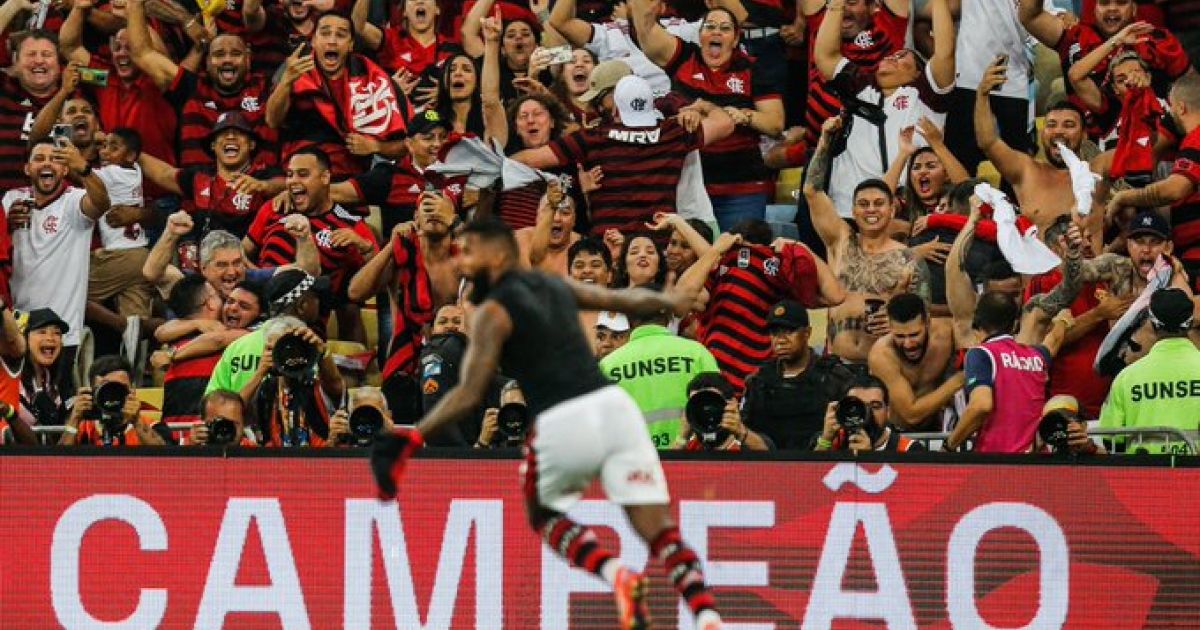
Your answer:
[1108,175,1194,215]
[1019,226,1085,354]
[906,256,932,305]
[802,117,849,250]
[1078,253,1136,297]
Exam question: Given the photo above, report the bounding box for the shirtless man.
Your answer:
[868,292,964,431]
[806,117,929,365]
[348,188,461,386]
[516,184,581,276]
[975,59,1098,229]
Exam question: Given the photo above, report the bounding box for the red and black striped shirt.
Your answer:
[0,76,50,194]
[165,68,278,169]
[162,334,224,424]
[1170,126,1200,264]
[803,5,907,136]
[548,119,703,236]
[176,164,281,238]
[698,243,822,392]
[246,200,378,298]
[381,231,446,381]
[663,41,778,197]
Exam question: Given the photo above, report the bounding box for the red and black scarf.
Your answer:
[293,54,409,139]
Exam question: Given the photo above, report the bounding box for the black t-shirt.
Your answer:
[485,271,608,415]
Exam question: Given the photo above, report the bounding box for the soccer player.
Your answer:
[372,217,724,630]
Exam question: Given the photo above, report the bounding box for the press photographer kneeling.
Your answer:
[476,381,531,449]
[188,389,258,446]
[242,316,345,447]
[60,356,169,446]
[680,373,772,452]
[814,376,923,454]
[327,387,394,447]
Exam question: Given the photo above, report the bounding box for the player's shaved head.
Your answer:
[462,216,519,259]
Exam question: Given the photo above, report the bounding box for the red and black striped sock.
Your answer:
[650,527,716,616]
[540,515,617,579]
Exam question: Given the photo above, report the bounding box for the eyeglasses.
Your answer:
[701,22,736,34]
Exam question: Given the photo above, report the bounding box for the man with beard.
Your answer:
[813,0,955,218]
[867,292,963,432]
[245,149,377,342]
[975,63,1097,229]
[29,69,101,164]
[518,182,581,276]
[139,112,283,238]
[267,12,409,178]
[806,118,929,367]
[0,31,61,193]
[1109,73,1200,289]
[60,12,178,168]
[742,299,856,450]
[372,217,725,630]
[127,0,278,168]
[348,185,459,412]
[2,139,110,390]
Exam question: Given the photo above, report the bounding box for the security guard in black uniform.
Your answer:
[742,300,856,450]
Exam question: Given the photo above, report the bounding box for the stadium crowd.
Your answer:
[0,0,1198,454]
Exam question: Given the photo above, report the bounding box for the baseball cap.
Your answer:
[207,111,258,143]
[614,75,659,128]
[766,300,810,330]
[579,59,632,102]
[1041,394,1079,418]
[265,269,331,316]
[595,311,630,332]
[1127,210,1170,240]
[1148,287,1194,332]
[22,308,69,335]
[408,109,447,136]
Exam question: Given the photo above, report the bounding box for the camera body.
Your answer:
[344,405,385,447]
[496,403,530,447]
[685,390,728,449]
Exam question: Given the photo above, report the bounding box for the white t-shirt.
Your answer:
[587,18,700,97]
[954,0,1031,100]
[95,164,148,250]
[2,187,95,346]
[828,58,953,217]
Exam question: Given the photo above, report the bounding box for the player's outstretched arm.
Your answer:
[414,301,512,438]
[567,278,693,317]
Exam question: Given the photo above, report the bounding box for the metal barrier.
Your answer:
[902,427,1199,454]
[30,423,196,445]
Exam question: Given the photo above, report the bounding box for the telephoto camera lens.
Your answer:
[1037,411,1072,454]
[835,396,869,435]
[93,381,131,433]
[496,403,530,446]
[685,390,727,446]
[347,406,385,446]
[208,418,239,445]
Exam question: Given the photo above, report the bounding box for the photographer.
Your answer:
[680,373,772,452]
[814,376,924,454]
[476,381,531,449]
[1037,395,1104,456]
[327,388,395,447]
[60,356,169,446]
[187,389,257,447]
[242,316,346,447]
